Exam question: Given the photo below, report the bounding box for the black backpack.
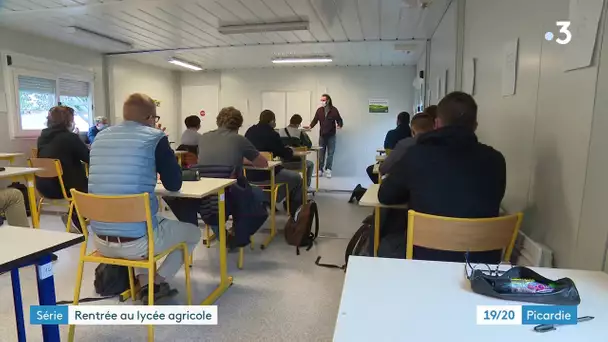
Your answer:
[93,264,130,296]
[315,215,373,270]
[348,184,367,203]
[8,182,31,217]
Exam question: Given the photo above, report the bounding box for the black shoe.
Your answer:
[349,184,362,203]
[140,282,178,304]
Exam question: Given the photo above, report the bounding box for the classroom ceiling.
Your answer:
[0,0,451,70]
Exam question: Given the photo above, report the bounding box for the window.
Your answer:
[3,52,95,138]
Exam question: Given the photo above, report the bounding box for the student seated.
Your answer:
[366,111,435,183]
[88,93,201,302]
[166,106,269,249]
[245,110,303,216]
[0,188,30,228]
[87,116,108,144]
[377,92,506,263]
[179,115,202,152]
[278,114,315,187]
[36,105,89,232]
[384,111,412,150]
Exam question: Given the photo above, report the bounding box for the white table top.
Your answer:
[0,167,42,179]
[375,154,386,162]
[155,178,236,198]
[173,150,188,155]
[244,160,282,170]
[334,257,608,342]
[0,152,24,159]
[0,226,84,272]
[358,184,407,209]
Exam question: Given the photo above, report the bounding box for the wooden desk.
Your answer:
[245,161,282,249]
[1,226,84,342]
[293,150,311,202]
[309,146,322,191]
[155,178,236,305]
[0,153,24,165]
[334,257,608,342]
[358,184,407,256]
[0,167,43,228]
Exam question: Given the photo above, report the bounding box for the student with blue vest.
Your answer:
[88,93,201,303]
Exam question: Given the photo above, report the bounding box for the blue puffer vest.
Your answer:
[88,121,165,238]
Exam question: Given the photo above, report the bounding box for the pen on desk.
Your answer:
[533,316,595,333]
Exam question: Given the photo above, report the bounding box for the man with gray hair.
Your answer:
[88,93,201,302]
[87,116,109,143]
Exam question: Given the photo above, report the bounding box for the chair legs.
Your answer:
[67,254,86,342]
[65,201,74,232]
[183,245,192,305]
[128,267,137,303]
[147,269,155,342]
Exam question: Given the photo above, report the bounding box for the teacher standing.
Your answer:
[306,94,343,179]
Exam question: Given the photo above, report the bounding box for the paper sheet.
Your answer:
[502,39,519,96]
[563,0,604,71]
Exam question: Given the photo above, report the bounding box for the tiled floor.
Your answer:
[0,192,370,342]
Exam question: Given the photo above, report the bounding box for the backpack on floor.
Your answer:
[315,215,373,270]
[284,200,319,255]
[7,182,31,217]
[94,264,130,296]
[348,184,367,203]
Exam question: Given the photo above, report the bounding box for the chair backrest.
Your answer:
[260,151,273,160]
[29,158,71,199]
[29,158,63,178]
[70,190,154,240]
[31,148,38,158]
[406,210,523,261]
[385,148,392,155]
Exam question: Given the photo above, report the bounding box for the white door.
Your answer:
[181,85,219,138]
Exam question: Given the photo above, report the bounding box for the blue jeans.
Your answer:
[319,135,336,171]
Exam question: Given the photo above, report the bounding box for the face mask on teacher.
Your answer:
[320,100,327,107]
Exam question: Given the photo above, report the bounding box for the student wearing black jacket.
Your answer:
[245,110,303,216]
[377,92,506,264]
[383,111,412,150]
[36,105,90,231]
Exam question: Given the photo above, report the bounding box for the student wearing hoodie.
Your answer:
[36,105,89,232]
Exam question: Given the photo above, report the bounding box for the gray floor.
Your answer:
[0,192,370,342]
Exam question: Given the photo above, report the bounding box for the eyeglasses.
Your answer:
[147,115,160,123]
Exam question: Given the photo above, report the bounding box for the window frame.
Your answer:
[2,51,95,139]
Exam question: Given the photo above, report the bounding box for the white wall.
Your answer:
[0,27,105,163]
[428,0,457,104]
[181,66,415,178]
[108,57,181,142]
[463,0,606,269]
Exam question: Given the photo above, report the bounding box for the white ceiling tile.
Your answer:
[332,0,364,41]
[380,0,402,40]
[283,0,331,42]
[357,0,380,40]
[308,0,348,41]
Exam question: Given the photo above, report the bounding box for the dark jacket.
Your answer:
[378,126,506,263]
[36,126,90,196]
[310,106,343,137]
[383,124,412,150]
[244,123,293,182]
[87,126,100,144]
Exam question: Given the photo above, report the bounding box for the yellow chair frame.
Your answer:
[68,190,192,342]
[28,158,74,232]
[406,210,523,261]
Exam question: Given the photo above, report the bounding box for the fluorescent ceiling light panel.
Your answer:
[219,21,309,35]
[65,26,133,50]
[272,57,333,64]
[168,58,203,71]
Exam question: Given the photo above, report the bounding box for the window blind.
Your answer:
[59,78,90,97]
[18,75,56,94]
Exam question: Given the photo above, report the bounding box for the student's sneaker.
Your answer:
[61,214,82,234]
[318,170,324,177]
[325,169,332,178]
[140,282,178,304]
